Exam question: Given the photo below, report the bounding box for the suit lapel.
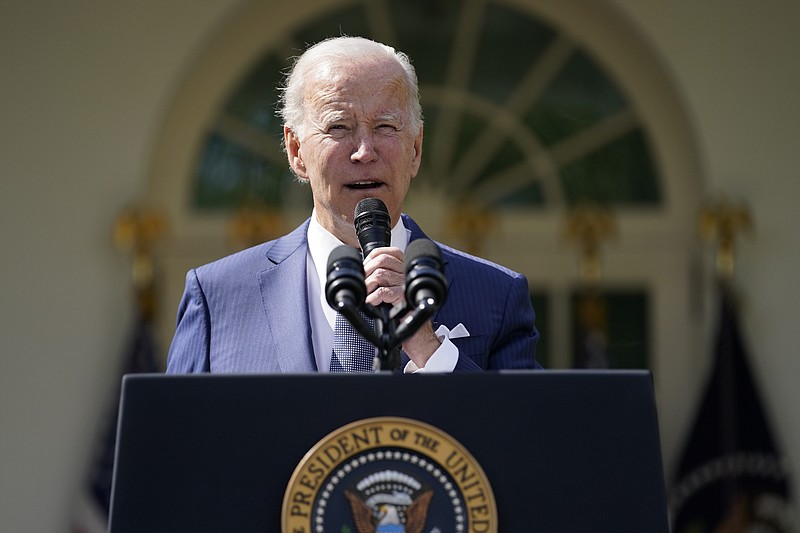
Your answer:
[257,219,317,372]
[257,215,454,372]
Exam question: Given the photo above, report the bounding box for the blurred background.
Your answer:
[1,0,798,530]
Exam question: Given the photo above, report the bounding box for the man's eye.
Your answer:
[325,125,350,137]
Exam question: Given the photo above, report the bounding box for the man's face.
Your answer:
[285,57,423,245]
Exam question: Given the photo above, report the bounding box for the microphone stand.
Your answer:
[375,304,402,372]
[338,300,440,372]
[327,232,446,372]
[335,302,400,371]
[362,299,440,372]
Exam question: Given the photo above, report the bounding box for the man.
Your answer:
[166,36,539,374]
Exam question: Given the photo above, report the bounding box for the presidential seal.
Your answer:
[282,417,497,533]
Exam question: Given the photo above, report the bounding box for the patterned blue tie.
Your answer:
[330,311,376,373]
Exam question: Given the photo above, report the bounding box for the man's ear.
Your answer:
[410,127,424,178]
[284,126,308,179]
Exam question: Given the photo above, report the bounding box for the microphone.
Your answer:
[353,198,399,369]
[325,245,366,311]
[354,198,391,258]
[391,238,448,347]
[404,239,447,309]
[325,245,381,349]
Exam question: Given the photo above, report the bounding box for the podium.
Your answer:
[109,371,669,532]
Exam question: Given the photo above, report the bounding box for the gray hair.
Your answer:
[277,36,423,141]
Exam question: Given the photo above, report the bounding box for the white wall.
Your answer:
[610,0,800,510]
[0,1,244,530]
[0,0,797,530]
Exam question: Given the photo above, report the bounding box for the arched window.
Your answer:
[148,0,704,470]
[193,2,660,213]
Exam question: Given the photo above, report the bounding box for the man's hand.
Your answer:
[363,247,442,368]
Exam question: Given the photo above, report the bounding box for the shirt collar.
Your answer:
[307,209,410,280]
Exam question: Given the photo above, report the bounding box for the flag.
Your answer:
[670,284,793,532]
[72,311,159,533]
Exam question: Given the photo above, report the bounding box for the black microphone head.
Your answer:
[326,244,362,273]
[404,238,447,306]
[325,245,366,310]
[354,197,391,257]
[354,197,388,220]
[404,238,442,275]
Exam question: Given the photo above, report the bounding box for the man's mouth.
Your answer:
[345,181,383,190]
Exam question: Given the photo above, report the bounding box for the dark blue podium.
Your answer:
[109,371,669,532]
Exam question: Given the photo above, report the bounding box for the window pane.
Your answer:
[471,4,556,103]
[526,50,628,147]
[571,289,649,369]
[560,129,661,205]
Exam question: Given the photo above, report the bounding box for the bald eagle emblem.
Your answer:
[282,417,496,533]
[344,470,433,533]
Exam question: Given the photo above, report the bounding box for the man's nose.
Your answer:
[351,132,378,163]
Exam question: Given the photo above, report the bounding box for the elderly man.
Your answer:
[166,36,539,374]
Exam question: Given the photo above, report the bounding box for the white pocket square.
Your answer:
[435,322,470,339]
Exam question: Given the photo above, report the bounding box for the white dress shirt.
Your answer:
[305,211,458,373]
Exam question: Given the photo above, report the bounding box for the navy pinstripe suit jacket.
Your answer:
[166,215,539,373]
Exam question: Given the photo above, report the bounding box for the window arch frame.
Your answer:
[146,0,706,475]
